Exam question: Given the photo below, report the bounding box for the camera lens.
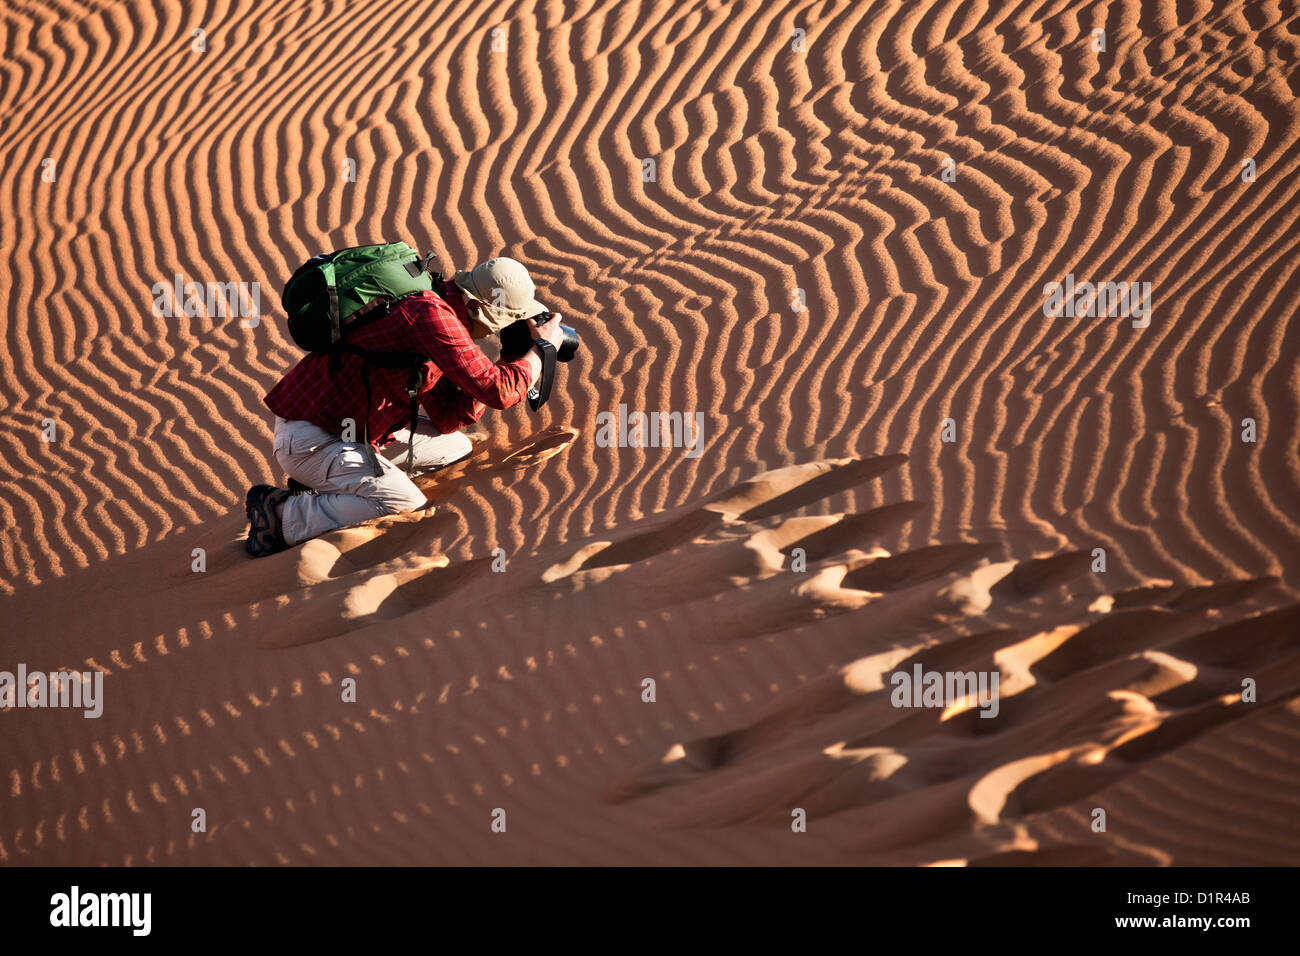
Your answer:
[498,318,581,363]
[556,324,580,363]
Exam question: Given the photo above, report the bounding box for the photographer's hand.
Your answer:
[529,313,565,350]
[521,313,565,387]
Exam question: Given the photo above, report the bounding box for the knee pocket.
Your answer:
[272,431,295,471]
[325,445,375,482]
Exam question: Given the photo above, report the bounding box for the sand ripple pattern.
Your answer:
[3,449,1297,864]
[1,0,1297,595]
[1,0,1299,866]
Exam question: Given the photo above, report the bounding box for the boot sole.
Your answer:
[245,486,287,557]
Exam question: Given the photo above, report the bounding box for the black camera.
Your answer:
[499,313,580,363]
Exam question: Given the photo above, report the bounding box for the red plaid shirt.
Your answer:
[264,283,533,444]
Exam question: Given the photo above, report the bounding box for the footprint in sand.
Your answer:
[579,467,1300,865]
[189,446,1299,863]
[415,426,579,503]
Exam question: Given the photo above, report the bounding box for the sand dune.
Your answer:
[2,0,1298,864]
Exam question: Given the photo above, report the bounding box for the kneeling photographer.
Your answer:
[245,248,578,558]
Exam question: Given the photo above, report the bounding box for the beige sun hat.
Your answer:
[452,257,549,334]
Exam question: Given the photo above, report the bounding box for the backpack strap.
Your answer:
[404,253,437,279]
[340,344,427,477]
[327,289,430,478]
[321,260,342,346]
[404,366,422,476]
[359,364,384,478]
[428,270,447,299]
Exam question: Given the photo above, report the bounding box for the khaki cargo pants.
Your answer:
[273,416,473,545]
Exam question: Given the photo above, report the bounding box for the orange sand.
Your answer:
[1,0,1298,865]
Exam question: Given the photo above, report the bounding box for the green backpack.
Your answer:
[280,242,445,476]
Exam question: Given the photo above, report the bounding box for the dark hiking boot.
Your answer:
[245,484,291,558]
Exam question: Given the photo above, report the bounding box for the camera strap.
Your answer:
[528,339,557,411]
